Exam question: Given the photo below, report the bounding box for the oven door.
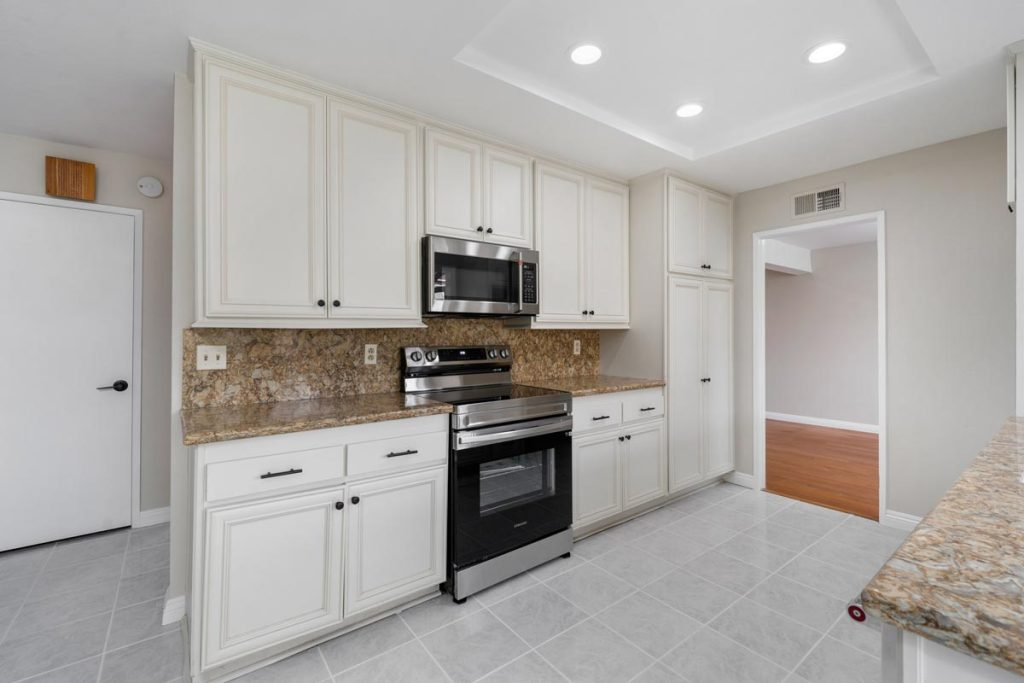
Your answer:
[450,416,572,569]
[424,236,539,316]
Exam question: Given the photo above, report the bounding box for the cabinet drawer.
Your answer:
[623,389,665,423]
[205,446,345,503]
[347,431,447,478]
[573,398,623,434]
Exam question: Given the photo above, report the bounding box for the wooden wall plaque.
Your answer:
[45,156,96,201]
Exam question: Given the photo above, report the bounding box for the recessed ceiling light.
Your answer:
[675,103,704,118]
[570,44,602,65]
[807,41,846,64]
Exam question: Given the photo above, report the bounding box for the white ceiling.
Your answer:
[0,0,1021,193]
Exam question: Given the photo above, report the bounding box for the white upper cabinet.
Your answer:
[425,128,533,247]
[668,179,702,275]
[202,62,327,319]
[424,128,481,240]
[667,176,733,279]
[483,147,533,247]
[703,193,733,279]
[534,161,629,328]
[535,163,585,322]
[586,178,630,324]
[328,101,419,322]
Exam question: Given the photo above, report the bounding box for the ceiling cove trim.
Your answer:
[188,38,631,185]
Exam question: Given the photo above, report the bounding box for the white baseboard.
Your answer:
[725,471,756,489]
[135,506,170,528]
[162,591,186,625]
[881,510,922,531]
[766,412,879,434]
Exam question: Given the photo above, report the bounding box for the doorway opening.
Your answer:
[752,211,886,520]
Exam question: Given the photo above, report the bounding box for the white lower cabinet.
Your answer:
[344,467,446,620]
[190,415,448,679]
[572,389,667,531]
[202,489,344,668]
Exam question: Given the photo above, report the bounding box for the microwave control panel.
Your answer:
[522,263,537,305]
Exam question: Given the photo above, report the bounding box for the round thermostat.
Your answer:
[136,176,164,198]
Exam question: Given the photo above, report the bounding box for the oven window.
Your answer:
[478,449,555,516]
[436,253,517,303]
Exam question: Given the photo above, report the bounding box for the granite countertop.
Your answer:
[860,416,1024,675]
[181,393,452,446]
[519,375,665,397]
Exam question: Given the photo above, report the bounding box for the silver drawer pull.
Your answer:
[260,468,303,479]
[385,449,418,458]
[640,407,657,412]
[592,415,611,421]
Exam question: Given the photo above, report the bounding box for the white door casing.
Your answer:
[0,194,141,550]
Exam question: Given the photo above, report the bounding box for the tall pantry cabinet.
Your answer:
[602,172,735,492]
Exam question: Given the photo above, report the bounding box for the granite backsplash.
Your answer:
[182,319,600,409]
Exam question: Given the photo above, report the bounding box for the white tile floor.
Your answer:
[0,483,906,683]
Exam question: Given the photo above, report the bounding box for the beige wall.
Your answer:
[766,242,878,425]
[0,132,172,511]
[735,129,1014,517]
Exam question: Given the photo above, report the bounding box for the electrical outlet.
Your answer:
[197,345,227,370]
[364,344,378,365]
[573,339,581,356]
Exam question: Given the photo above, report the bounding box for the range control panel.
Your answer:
[403,345,511,368]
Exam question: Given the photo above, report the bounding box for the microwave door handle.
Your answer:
[515,252,523,313]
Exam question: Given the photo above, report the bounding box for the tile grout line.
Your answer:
[399,611,457,683]
[0,542,56,647]
[95,540,131,683]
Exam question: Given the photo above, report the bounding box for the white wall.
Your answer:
[735,129,1014,517]
[0,132,172,512]
[766,242,878,425]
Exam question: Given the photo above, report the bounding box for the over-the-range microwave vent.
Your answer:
[792,183,845,217]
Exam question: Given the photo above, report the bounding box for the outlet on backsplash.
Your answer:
[573,339,581,356]
[364,344,378,365]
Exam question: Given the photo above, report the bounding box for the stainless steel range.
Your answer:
[402,345,573,602]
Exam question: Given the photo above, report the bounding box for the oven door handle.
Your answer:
[454,416,573,450]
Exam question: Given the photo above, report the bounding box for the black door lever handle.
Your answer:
[97,380,129,392]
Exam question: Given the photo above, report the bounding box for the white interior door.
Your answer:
[0,196,136,551]
[667,277,704,492]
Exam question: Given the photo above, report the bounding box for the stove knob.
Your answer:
[410,351,423,362]
[499,349,509,359]
[425,350,437,362]
[488,349,498,359]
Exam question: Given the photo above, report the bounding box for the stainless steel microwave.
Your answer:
[423,236,539,316]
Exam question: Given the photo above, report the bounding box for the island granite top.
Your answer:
[181,392,452,446]
[860,416,1024,676]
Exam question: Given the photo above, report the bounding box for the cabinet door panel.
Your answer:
[667,277,704,491]
[483,147,532,247]
[667,179,702,275]
[573,432,622,527]
[703,193,733,279]
[328,102,418,320]
[204,62,327,318]
[704,282,734,477]
[535,164,585,322]
[203,489,343,668]
[425,129,481,239]
[345,467,445,619]
[623,421,666,510]
[586,179,629,323]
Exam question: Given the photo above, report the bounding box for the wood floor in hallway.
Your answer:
[766,419,879,520]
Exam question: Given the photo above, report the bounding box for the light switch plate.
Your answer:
[197,345,227,370]
[364,344,378,365]
[573,340,581,356]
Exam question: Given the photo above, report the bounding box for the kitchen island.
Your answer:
[860,417,1024,682]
